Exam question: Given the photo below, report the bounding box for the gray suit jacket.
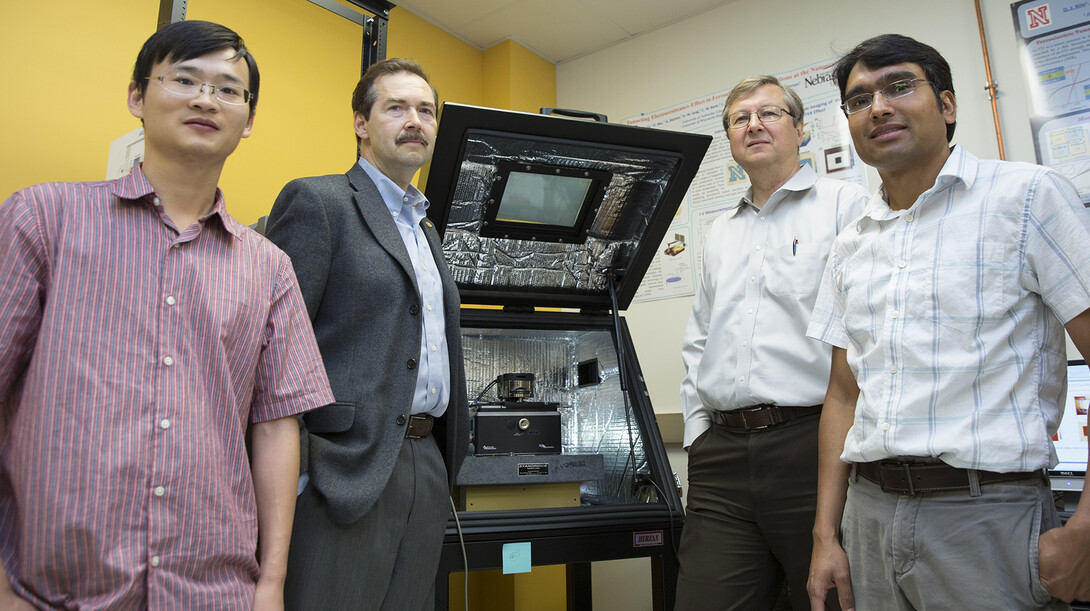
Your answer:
[265,163,469,525]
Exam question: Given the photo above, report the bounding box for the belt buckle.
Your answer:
[739,406,773,431]
[878,462,916,495]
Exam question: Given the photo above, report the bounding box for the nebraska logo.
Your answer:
[633,531,664,548]
[1027,4,1051,29]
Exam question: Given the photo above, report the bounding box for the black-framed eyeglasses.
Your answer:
[725,105,794,130]
[147,73,252,106]
[841,78,930,115]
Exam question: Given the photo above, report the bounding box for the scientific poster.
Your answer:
[626,57,866,303]
[1012,0,1090,202]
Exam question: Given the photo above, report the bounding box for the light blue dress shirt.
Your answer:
[358,158,450,417]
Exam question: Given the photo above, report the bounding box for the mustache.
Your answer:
[396,131,428,146]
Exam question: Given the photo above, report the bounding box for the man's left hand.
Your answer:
[252,577,285,611]
[1039,517,1090,602]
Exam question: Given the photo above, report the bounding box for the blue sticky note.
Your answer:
[501,542,532,574]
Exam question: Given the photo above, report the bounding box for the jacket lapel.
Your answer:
[346,163,418,289]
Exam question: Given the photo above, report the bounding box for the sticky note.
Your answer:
[501,542,531,574]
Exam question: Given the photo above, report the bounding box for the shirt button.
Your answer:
[172,244,181,249]
[431,387,437,394]
[755,245,761,251]
[427,305,433,312]
[431,345,437,352]
[889,366,897,374]
[153,197,161,205]
[150,555,161,568]
[905,215,914,222]
[881,421,891,431]
[891,310,900,318]
[898,260,907,268]
[154,486,166,497]
[160,419,171,430]
[738,375,745,382]
[166,295,176,306]
[746,308,753,315]
[163,356,174,367]
[759,216,766,221]
[741,341,748,348]
[750,276,756,282]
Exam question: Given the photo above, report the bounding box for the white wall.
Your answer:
[558,0,1044,423]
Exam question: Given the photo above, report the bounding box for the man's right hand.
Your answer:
[0,588,34,611]
[807,536,855,611]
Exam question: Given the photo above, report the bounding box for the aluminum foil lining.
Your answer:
[464,327,649,505]
[443,132,680,296]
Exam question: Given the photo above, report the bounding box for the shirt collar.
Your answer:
[109,163,242,239]
[730,163,816,216]
[859,144,974,226]
[357,157,429,219]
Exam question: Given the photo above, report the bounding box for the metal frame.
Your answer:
[308,0,395,74]
[157,0,186,29]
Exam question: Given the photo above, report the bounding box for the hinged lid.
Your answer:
[422,103,710,311]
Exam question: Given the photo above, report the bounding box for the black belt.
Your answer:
[405,414,434,439]
[711,404,822,431]
[855,460,1043,495]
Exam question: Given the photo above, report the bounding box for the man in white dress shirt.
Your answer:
[674,75,867,611]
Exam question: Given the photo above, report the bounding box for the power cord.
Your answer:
[449,494,469,611]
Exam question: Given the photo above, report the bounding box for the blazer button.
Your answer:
[396,415,407,426]
[406,358,417,370]
[410,304,420,315]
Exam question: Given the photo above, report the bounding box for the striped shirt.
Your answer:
[0,165,333,609]
[680,165,868,447]
[808,146,1090,472]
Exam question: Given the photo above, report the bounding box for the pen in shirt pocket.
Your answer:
[792,236,798,256]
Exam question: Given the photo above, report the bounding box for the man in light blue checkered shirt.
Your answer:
[805,34,1090,611]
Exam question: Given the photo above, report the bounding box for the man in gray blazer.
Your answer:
[265,58,469,610]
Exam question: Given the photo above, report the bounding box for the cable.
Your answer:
[449,494,469,611]
[470,378,498,405]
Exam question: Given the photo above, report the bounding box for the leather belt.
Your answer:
[856,461,1043,495]
[711,404,822,431]
[405,414,434,439]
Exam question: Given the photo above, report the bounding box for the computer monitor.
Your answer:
[1051,359,1089,493]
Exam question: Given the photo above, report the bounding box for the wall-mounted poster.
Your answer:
[1012,0,1090,202]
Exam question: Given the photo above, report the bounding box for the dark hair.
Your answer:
[834,34,955,142]
[132,20,259,117]
[351,58,438,149]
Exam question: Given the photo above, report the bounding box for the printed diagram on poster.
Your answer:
[625,57,866,303]
[106,127,145,179]
[1012,0,1090,202]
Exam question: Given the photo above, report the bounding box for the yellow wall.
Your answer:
[1,1,556,225]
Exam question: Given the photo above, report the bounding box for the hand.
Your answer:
[1039,519,1090,602]
[0,588,35,611]
[251,576,285,611]
[807,536,855,611]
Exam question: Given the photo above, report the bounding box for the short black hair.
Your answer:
[835,34,955,142]
[132,20,259,117]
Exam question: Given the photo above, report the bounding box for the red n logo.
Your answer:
[1028,5,1051,29]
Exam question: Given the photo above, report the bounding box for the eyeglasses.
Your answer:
[725,105,794,130]
[147,74,252,106]
[841,78,930,115]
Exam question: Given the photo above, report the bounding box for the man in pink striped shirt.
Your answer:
[0,21,333,609]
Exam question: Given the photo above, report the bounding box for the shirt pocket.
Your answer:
[764,242,830,299]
